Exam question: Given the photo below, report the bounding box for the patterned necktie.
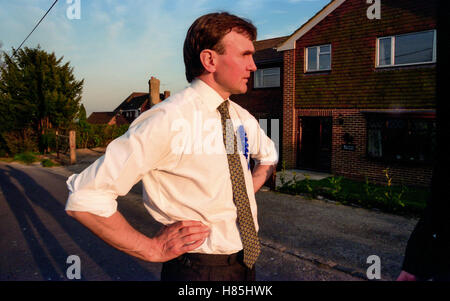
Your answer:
[217,100,261,269]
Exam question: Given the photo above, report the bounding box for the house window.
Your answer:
[367,116,436,163]
[376,30,436,67]
[306,44,331,72]
[254,67,280,88]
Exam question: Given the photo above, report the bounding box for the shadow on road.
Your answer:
[0,165,159,280]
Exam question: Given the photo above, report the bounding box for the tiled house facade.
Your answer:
[278,0,438,186]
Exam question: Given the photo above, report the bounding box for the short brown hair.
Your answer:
[183,12,257,83]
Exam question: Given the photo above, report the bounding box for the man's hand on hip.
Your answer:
[149,220,210,262]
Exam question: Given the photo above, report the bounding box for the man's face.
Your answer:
[213,30,257,98]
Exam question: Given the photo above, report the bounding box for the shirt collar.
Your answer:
[190,78,229,112]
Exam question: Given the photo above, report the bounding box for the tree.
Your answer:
[0,41,3,67]
[0,45,84,153]
[76,103,92,148]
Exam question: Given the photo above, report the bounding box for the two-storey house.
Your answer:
[277,0,437,186]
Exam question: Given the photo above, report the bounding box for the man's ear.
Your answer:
[199,49,217,73]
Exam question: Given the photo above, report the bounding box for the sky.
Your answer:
[0,0,330,116]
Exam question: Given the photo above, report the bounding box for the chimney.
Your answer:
[149,76,160,106]
[164,90,170,99]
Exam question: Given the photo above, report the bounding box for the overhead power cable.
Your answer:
[13,0,59,55]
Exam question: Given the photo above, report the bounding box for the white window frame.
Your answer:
[254,67,281,88]
[376,29,436,68]
[305,44,332,72]
[123,109,138,118]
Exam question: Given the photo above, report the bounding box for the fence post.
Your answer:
[69,130,76,164]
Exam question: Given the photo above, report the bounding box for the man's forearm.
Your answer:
[66,210,155,261]
[66,210,210,263]
[252,163,275,193]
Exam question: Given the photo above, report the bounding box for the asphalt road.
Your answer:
[0,158,418,281]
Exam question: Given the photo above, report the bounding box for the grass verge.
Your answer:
[1,152,60,167]
[277,170,427,217]
[13,152,39,164]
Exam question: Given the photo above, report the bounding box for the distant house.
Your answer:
[87,76,170,125]
[232,36,289,165]
[113,77,171,123]
[86,112,128,126]
[277,0,438,186]
[112,92,149,124]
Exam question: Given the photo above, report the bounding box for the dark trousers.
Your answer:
[161,250,256,281]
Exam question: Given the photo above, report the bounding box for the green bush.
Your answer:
[41,158,57,167]
[2,129,39,155]
[76,123,129,148]
[327,176,343,197]
[41,129,57,151]
[13,152,39,164]
[276,164,428,217]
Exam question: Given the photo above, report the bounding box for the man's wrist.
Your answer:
[130,233,159,262]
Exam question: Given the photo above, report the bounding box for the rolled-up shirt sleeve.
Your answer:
[65,108,171,217]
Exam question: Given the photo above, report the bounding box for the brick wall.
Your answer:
[294,0,437,109]
[295,108,433,186]
[282,49,296,169]
[331,109,433,186]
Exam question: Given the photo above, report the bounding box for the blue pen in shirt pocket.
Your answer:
[237,125,250,170]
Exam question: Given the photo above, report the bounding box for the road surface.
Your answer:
[0,159,416,281]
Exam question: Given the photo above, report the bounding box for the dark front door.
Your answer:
[297,117,332,172]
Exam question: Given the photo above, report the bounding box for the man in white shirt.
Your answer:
[66,12,278,281]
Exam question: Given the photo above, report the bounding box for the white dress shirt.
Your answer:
[66,78,278,255]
